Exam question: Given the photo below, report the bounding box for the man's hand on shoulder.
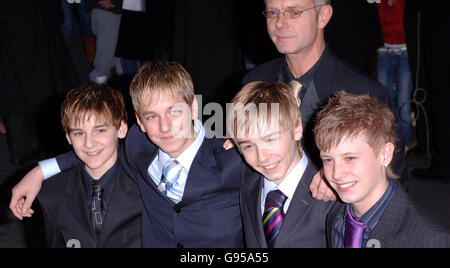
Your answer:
[310,168,337,202]
[223,138,235,150]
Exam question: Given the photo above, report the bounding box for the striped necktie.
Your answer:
[263,189,288,248]
[159,160,183,203]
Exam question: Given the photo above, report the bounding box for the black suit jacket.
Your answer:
[243,48,407,182]
[326,186,450,248]
[240,156,333,248]
[38,158,142,248]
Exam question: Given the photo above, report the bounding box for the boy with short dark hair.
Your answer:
[38,84,141,248]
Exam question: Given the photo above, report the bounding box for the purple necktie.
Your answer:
[344,213,367,248]
[263,189,288,248]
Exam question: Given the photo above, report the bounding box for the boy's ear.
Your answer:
[190,98,199,120]
[118,120,128,139]
[65,133,73,145]
[381,142,395,165]
[135,112,147,133]
[293,119,303,142]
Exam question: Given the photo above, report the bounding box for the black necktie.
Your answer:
[90,182,107,239]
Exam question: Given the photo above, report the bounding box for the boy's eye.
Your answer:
[170,109,182,115]
[96,128,107,133]
[240,145,253,151]
[73,132,83,136]
[145,115,156,120]
[322,158,333,164]
[345,157,356,161]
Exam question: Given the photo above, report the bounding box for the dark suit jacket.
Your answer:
[38,157,142,248]
[240,156,333,248]
[124,125,246,248]
[326,186,450,248]
[243,48,407,182]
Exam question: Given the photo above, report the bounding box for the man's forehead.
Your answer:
[265,0,312,8]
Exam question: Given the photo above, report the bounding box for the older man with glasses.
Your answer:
[244,0,408,198]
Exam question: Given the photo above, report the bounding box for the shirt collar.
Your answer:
[346,178,397,230]
[81,157,120,205]
[281,45,328,86]
[263,152,308,201]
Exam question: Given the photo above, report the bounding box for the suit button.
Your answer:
[173,204,181,213]
[177,243,184,248]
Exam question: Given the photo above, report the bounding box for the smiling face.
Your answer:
[236,121,303,185]
[265,0,330,58]
[135,92,198,158]
[66,114,127,179]
[320,133,394,217]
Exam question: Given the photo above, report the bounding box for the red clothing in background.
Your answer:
[378,0,406,44]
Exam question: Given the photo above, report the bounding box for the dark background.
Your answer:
[0,0,449,247]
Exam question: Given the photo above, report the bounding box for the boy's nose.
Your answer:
[257,147,270,163]
[84,134,95,148]
[159,116,172,133]
[332,163,347,180]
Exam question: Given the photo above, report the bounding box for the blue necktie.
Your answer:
[159,160,183,203]
[263,189,288,248]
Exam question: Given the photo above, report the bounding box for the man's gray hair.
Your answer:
[313,0,331,12]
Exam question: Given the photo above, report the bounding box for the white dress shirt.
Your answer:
[147,119,205,200]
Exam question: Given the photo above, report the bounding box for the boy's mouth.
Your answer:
[86,149,102,156]
[160,136,175,141]
[261,161,280,172]
[336,181,357,192]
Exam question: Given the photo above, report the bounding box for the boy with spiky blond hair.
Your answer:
[315,91,449,248]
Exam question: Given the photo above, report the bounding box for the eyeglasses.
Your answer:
[262,5,325,19]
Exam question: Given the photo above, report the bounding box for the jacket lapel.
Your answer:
[244,173,267,248]
[64,166,97,246]
[366,186,408,248]
[326,201,345,248]
[274,159,317,247]
[97,166,139,245]
[177,139,220,206]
